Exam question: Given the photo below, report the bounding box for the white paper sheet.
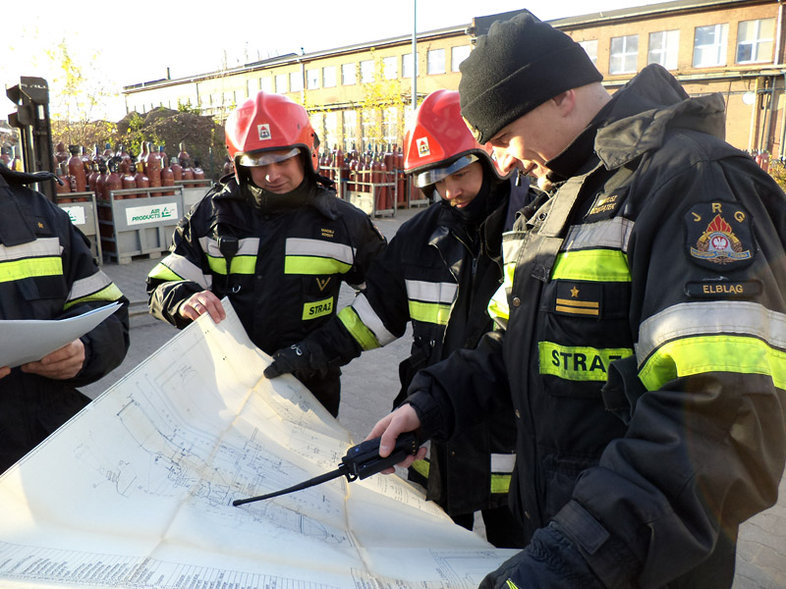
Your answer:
[0,299,515,588]
[0,302,122,367]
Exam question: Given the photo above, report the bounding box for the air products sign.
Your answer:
[125,203,179,225]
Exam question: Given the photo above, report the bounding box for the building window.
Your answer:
[737,18,775,64]
[693,23,728,67]
[609,34,638,74]
[361,109,377,149]
[427,48,446,75]
[578,40,598,65]
[260,77,273,93]
[342,63,356,86]
[275,73,288,93]
[648,30,680,70]
[343,110,358,151]
[383,107,398,145]
[451,45,471,72]
[360,59,374,84]
[325,111,339,151]
[402,53,415,78]
[323,66,336,88]
[290,71,303,93]
[383,56,398,80]
[307,68,320,90]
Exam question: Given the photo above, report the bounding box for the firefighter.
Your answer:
[370,12,786,588]
[146,92,385,417]
[263,89,530,548]
[0,162,130,473]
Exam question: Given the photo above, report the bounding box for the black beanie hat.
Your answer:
[459,12,603,145]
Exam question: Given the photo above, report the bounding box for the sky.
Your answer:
[5,0,664,121]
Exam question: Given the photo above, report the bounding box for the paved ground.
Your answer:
[82,206,785,588]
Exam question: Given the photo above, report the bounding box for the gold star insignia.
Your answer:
[570,286,579,298]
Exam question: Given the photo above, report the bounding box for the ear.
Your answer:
[551,90,576,116]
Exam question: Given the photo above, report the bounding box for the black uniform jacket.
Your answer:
[0,164,130,472]
[146,176,385,356]
[406,64,786,587]
[312,182,519,515]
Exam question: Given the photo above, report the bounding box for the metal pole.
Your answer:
[412,0,417,110]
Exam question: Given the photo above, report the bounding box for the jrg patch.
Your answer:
[685,201,754,270]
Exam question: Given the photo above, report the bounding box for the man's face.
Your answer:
[248,150,305,194]
[434,161,484,208]
[487,99,569,177]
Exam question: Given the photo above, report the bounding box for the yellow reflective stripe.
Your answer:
[350,294,397,345]
[284,256,352,275]
[206,254,257,275]
[551,249,630,282]
[0,256,63,283]
[409,300,451,326]
[338,306,381,351]
[539,341,633,381]
[302,296,334,320]
[411,458,429,479]
[506,580,520,589]
[147,261,183,282]
[639,334,786,391]
[488,265,513,328]
[64,283,124,311]
[491,474,511,494]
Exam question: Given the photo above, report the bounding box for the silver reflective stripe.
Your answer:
[285,237,355,264]
[159,253,212,289]
[502,232,525,265]
[636,301,786,363]
[352,293,397,345]
[562,217,634,253]
[405,279,457,304]
[199,236,260,257]
[68,271,115,301]
[0,237,62,261]
[491,453,516,474]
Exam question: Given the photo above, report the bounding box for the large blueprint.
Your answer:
[0,302,514,588]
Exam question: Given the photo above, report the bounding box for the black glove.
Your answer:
[264,341,330,380]
[479,523,604,589]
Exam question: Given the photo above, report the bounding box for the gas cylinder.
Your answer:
[133,161,150,194]
[396,146,407,207]
[102,143,114,159]
[68,145,87,192]
[161,160,175,195]
[336,148,346,198]
[87,161,100,192]
[192,160,205,180]
[55,163,72,201]
[122,165,137,190]
[139,142,149,175]
[104,159,122,200]
[182,164,195,181]
[145,141,162,188]
[170,156,184,181]
[95,161,107,201]
[158,145,168,168]
[118,144,132,175]
[178,142,190,167]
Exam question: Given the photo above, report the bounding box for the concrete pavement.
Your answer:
[81,206,785,588]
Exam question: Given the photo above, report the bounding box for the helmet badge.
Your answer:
[257,124,272,141]
[416,137,430,157]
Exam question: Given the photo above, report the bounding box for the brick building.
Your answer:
[123,0,786,157]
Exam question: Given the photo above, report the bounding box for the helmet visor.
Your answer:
[413,154,479,188]
[237,147,300,167]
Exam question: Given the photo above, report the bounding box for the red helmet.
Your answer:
[403,89,500,188]
[225,92,319,177]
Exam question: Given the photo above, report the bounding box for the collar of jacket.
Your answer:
[595,64,726,169]
[0,162,58,186]
[430,179,509,262]
[213,176,340,221]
